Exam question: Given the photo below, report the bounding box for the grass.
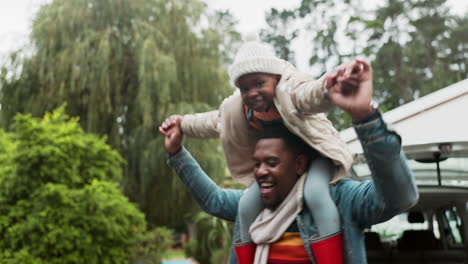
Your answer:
[162,249,186,260]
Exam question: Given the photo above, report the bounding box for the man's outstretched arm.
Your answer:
[160,117,242,222]
[343,111,419,227]
[327,59,418,227]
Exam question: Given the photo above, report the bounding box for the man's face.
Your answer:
[253,138,306,210]
[237,73,279,112]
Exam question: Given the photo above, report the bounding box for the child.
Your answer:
[160,42,355,264]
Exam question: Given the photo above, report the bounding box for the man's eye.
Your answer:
[267,162,278,167]
[254,162,260,168]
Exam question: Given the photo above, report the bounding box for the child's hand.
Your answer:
[159,115,184,154]
[159,115,183,135]
[326,59,373,120]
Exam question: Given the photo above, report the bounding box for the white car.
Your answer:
[352,141,468,264]
[340,79,468,263]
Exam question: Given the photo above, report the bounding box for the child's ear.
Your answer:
[296,154,308,176]
[276,75,281,82]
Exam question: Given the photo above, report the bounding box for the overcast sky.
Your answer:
[0,0,299,52]
[1,0,467,71]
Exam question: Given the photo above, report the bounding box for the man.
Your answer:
[160,60,418,263]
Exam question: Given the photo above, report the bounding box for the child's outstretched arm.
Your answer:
[160,110,220,139]
[181,110,220,138]
[287,73,334,114]
[287,59,365,115]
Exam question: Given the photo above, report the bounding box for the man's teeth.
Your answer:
[260,183,273,187]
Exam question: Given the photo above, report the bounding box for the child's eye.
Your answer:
[240,87,249,93]
[255,81,264,88]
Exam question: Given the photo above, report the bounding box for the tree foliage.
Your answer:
[0,0,239,227]
[262,0,468,129]
[130,226,174,264]
[0,107,151,264]
[260,8,298,63]
[184,212,233,264]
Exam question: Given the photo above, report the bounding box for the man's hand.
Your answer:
[159,115,183,154]
[326,59,373,120]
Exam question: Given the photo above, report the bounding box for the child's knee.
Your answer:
[304,189,332,207]
[306,156,335,185]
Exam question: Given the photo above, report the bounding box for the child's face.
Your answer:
[237,73,280,112]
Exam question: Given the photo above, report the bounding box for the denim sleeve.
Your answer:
[167,147,243,222]
[346,111,419,228]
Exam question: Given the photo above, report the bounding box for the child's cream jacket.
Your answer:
[181,65,354,186]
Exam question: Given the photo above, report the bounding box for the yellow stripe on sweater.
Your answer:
[272,232,304,246]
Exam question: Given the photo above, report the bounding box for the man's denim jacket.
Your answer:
[167,111,419,264]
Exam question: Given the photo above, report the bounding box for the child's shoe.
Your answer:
[234,241,256,264]
[310,231,344,264]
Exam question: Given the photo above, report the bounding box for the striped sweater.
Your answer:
[268,232,311,264]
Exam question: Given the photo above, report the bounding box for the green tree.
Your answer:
[260,8,298,63]
[361,0,468,109]
[263,0,360,129]
[0,108,153,264]
[262,0,468,129]
[0,0,239,226]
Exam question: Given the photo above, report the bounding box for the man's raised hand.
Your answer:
[159,115,183,154]
[326,59,374,120]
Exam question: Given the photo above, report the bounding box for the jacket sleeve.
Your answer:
[167,147,243,222]
[337,111,419,228]
[288,72,335,114]
[181,110,220,138]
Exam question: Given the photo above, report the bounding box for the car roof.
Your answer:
[416,185,468,210]
[340,78,468,155]
[340,79,468,189]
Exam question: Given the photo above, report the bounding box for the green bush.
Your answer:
[184,212,232,264]
[0,107,146,264]
[210,248,226,264]
[1,107,123,204]
[183,240,198,261]
[0,249,44,264]
[130,227,174,264]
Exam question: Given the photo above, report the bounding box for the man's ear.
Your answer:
[296,154,308,176]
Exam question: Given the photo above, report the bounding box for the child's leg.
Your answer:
[238,182,264,242]
[304,156,340,236]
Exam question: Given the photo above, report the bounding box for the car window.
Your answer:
[370,212,440,242]
[443,206,463,246]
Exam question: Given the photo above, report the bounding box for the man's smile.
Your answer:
[258,178,276,196]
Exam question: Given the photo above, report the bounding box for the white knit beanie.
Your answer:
[228,42,290,87]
